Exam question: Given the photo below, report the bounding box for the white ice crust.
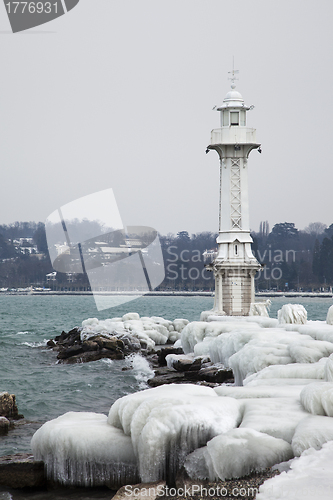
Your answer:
[257,441,333,500]
[31,304,333,493]
[31,412,138,486]
[80,314,189,348]
[185,428,293,481]
[108,384,241,482]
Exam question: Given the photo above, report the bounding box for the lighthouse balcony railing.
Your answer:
[210,127,257,145]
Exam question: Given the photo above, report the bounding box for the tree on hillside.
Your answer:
[304,222,327,237]
[324,224,333,239]
[269,222,298,241]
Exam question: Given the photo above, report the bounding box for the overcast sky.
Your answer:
[0,0,332,236]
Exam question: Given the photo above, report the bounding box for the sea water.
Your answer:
[0,294,331,499]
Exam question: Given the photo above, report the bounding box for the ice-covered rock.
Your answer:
[257,441,333,500]
[239,398,308,443]
[326,305,333,325]
[181,320,260,356]
[291,414,333,456]
[165,353,202,371]
[80,314,189,349]
[108,384,242,483]
[122,313,140,321]
[184,428,293,481]
[300,381,333,416]
[31,412,139,487]
[243,359,327,385]
[324,353,333,381]
[214,384,305,400]
[180,314,333,385]
[278,304,307,324]
[283,320,333,343]
[249,300,271,317]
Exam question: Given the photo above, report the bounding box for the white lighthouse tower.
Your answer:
[207,71,261,316]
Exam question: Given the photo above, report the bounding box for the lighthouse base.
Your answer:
[213,264,259,316]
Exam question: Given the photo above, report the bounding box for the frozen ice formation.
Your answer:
[256,441,333,500]
[31,304,333,491]
[239,397,308,443]
[184,428,293,481]
[277,304,307,324]
[108,384,241,483]
[291,414,333,456]
[249,299,271,317]
[300,381,333,416]
[326,304,333,325]
[80,313,189,349]
[31,412,139,487]
[31,385,241,486]
[181,308,333,385]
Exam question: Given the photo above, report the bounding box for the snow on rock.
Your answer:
[31,412,139,487]
[257,441,333,500]
[326,305,333,325]
[80,314,189,348]
[184,428,293,481]
[278,304,307,325]
[239,398,308,443]
[108,384,242,483]
[300,382,333,416]
[291,414,333,456]
[165,353,194,370]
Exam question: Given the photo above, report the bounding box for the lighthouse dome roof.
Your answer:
[224,89,244,102]
[217,86,246,109]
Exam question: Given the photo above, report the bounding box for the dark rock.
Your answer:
[0,416,10,435]
[0,392,22,419]
[147,363,234,387]
[186,365,234,383]
[147,371,186,386]
[139,339,148,350]
[89,335,123,350]
[58,348,125,364]
[46,339,56,348]
[119,334,141,353]
[170,357,202,372]
[55,328,81,347]
[101,338,120,350]
[157,347,184,366]
[57,344,84,360]
[0,454,45,489]
[82,340,99,352]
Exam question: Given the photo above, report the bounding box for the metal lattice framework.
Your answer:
[230,158,242,229]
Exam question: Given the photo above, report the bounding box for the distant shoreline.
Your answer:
[0,290,332,298]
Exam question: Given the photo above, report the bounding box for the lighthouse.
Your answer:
[207,71,261,316]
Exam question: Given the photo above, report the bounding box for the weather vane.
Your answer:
[228,57,239,89]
